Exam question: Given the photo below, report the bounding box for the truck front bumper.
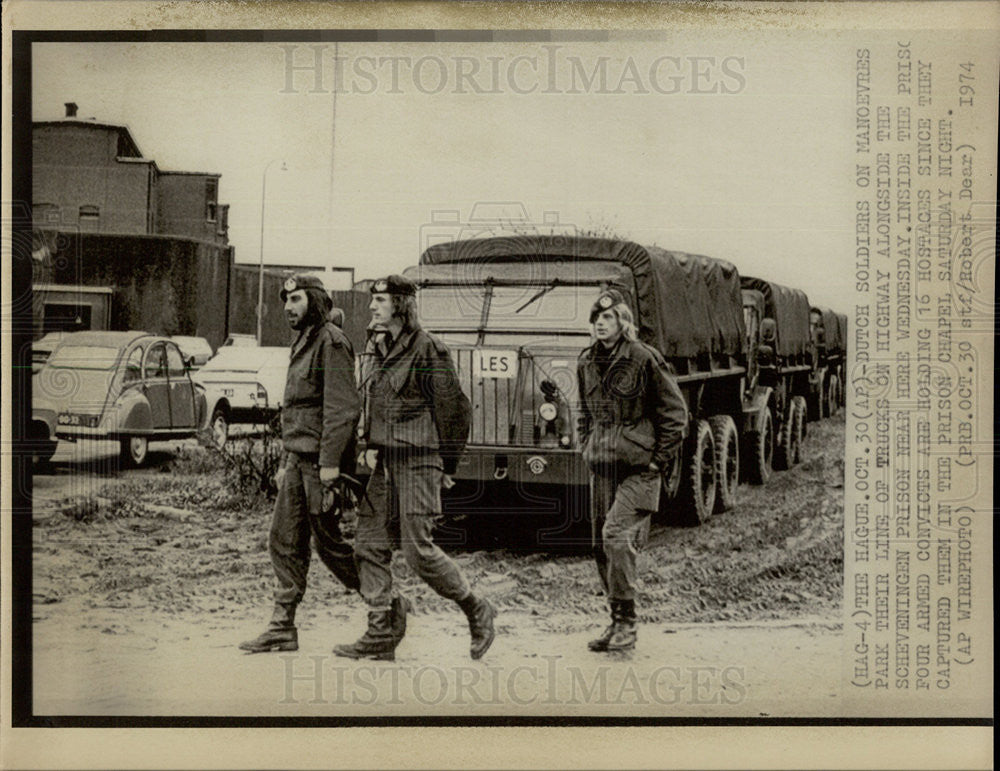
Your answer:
[354,444,590,488]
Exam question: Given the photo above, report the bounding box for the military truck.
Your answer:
[739,276,813,481]
[386,235,790,529]
[808,306,848,418]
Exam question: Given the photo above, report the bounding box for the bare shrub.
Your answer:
[197,414,284,505]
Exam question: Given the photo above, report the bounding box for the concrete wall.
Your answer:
[37,230,233,350]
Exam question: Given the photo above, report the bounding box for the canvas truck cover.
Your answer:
[811,305,845,355]
[836,313,848,354]
[739,276,812,358]
[420,236,745,359]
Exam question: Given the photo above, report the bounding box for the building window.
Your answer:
[205,179,218,222]
[79,205,100,232]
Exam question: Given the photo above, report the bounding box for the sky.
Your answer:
[32,36,856,309]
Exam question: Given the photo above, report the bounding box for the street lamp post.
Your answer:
[257,159,287,345]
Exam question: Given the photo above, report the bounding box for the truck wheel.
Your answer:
[680,419,717,525]
[826,375,840,417]
[210,408,229,448]
[709,415,739,513]
[791,396,807,465]
[120,436,149,468]
[745,408,773,485]
[774,403,796,470]
[820,377,832,419]
[807,389,821,421]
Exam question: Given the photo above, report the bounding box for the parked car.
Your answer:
[31,331,69,375]
[31,330,209,466]
[221,333,258,347]
[194,346,289,445]
[171,335,214,371]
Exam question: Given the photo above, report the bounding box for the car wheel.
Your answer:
[210,408,229,448]
[33,440,58,467]
[121,436,149,468]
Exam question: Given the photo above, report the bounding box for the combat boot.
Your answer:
[239,604,298,653]
[332,609,397,661]
[605,599,637,651]
[457,593,496,660]
[587,602,619,652]
[391,594,412,643]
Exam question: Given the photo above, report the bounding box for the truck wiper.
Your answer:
[515,279,559,314]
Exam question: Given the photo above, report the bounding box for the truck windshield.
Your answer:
[419,285,602,331]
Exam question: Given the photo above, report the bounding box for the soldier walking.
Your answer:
[240,274,384,652]
[334,275,496,661]
[577,290,687,651]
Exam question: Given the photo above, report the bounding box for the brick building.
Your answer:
[30,103,233,343]
[32,103,229,245]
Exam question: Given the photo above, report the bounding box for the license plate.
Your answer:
[223,388,234,397]
[58,413,98,427]
[473,349,517,379]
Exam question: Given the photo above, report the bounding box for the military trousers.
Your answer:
[268,451,360,619]
[590,466,660,602]
[354,449,471,609]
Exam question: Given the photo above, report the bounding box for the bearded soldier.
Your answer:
[240,275,399,652]
[334,275,496,661]
[577,289,687,652]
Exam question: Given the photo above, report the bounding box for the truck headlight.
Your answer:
[538,402,558,422]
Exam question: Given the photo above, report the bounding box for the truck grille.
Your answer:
[452,347,520,445]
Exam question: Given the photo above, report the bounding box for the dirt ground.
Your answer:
[30,418,846,717]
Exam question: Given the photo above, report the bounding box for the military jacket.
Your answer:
[360,324,471,475]
[281,321,360,469]
[577,336,688,469]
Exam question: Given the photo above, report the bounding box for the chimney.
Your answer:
[64,102,78,118]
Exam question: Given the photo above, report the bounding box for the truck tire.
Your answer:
[774,403,796,470]
[745,407,774,485]
[791,396,807,465]
[709,415,739,514]
[679,419,717,525]
[826,375,840,417]
[807,389,822,421]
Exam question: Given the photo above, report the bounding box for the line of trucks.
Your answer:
[353,235,847,532]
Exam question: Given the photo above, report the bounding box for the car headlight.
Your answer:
[538,402,558,422]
